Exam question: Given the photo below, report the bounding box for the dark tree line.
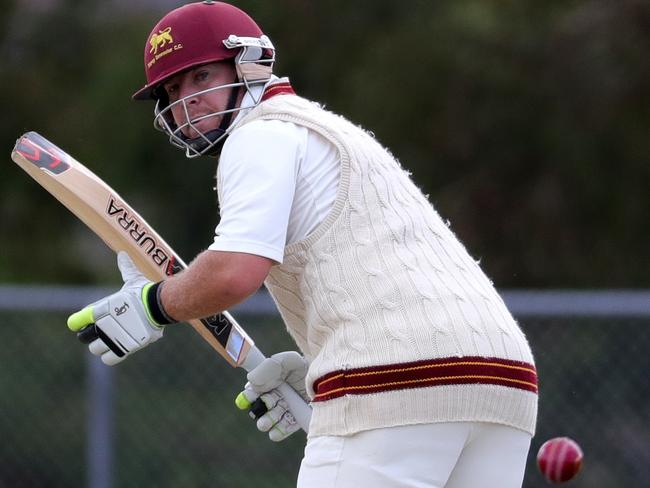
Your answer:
[1,0,648,287]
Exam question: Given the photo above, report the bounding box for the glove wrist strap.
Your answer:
[143,281,177,326]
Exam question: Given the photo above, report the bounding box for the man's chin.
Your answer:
[181,130,202,140]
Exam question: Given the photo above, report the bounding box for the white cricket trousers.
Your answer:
[297,422,532,488]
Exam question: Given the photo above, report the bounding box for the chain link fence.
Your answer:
[0,288,648,487]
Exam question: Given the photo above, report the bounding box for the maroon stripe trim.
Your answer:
[312,356,538,402]
[261,82,295,101]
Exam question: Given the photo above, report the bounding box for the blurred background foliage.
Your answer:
[1,0,648,287]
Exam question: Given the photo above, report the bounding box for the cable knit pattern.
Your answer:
[228,95,537,437]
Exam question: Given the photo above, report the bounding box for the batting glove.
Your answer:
[67,252,175,365]
[236,351,309,441]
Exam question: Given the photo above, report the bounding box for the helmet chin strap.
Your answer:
[182,82,241,156]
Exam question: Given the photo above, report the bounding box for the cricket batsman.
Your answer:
[68,2,538,486]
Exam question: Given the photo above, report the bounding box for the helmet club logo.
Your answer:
[147,27,183,68]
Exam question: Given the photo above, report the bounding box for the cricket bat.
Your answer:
[11,131,311,432]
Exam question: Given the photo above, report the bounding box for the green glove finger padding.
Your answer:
[67,306,95,332]
[235,387,261,411]
[235,391,253,410]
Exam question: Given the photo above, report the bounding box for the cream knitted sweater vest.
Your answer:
[230,95,537,437]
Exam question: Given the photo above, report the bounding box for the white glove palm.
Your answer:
[67,252,165,365]
[236,351,309,441]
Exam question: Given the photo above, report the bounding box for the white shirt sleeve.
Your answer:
[208,119,304,263]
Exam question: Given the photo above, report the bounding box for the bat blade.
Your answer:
[12,131,250,365]
[11,131,312,430]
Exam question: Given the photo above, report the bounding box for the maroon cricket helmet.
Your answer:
[132,1,265,100]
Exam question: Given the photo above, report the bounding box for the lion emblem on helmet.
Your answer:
[149,27,174,55]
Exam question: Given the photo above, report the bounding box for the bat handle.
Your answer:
[242,346,312,433]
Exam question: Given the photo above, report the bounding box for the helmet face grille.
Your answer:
[152,75,269,158]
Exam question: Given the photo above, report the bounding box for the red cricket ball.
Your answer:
[536,437,584,483]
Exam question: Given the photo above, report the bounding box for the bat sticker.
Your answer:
[15,134,70,174]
